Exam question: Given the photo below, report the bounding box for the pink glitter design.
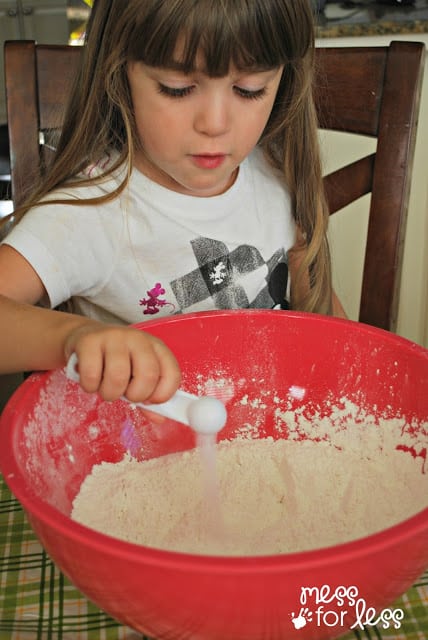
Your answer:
[139,282,175,315]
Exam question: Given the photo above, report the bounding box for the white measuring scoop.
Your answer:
[65,353,227,435]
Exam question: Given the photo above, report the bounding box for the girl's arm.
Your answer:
[0,245,181,403]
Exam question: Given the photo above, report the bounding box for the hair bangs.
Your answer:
[126,0,313,76]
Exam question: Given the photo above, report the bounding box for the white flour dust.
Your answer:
[71,406,428,556]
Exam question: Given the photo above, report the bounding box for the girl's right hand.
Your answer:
[63,322,181,405]
[0,246,180,399]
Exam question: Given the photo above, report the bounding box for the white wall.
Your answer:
[316,33,428,348]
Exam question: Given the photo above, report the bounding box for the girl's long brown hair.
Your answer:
[10,0,332,315]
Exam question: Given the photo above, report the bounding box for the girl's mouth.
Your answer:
[191,154,226,169]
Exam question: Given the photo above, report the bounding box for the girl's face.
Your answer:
[127,59,283,197]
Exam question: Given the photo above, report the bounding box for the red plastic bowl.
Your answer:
[1,310,428,640]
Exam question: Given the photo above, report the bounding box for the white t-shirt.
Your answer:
[4,148,295,325]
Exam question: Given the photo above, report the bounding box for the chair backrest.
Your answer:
[3,40,425,331]
[4,40,81,207]
[314,41,425,331]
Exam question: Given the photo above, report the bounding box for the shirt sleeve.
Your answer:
[2,199,123,309]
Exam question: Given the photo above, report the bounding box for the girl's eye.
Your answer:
[157,83,268,101]
[158,84,194,98]
[234,86,267,100]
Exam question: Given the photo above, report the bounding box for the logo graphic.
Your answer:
[290,585,404,631]
[209,260,228,286]
[139,282,175,315]
[291,608,313,629]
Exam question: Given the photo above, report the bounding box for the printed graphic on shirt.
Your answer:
[269,262,290,310]
[139,282,176,315]
[167,237,289,314]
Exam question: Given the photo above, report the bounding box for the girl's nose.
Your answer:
[194,94,230,137]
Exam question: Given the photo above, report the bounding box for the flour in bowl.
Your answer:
[71,431,428,556]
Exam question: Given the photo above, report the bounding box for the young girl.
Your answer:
[0,0,345,405]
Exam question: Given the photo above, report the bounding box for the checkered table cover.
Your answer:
[1,473,427,640]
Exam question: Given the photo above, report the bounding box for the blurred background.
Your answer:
[0,0,91,217]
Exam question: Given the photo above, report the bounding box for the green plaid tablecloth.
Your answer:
[1,473,427,640]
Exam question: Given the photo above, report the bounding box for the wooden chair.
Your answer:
[2,40,425,331]
[4,40,81,212]
[314,41,425,331]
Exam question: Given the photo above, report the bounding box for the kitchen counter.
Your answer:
[316,0,428,38]
[67,1,428,42]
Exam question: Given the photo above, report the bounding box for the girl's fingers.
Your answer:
[72,347,105,395]
[66,325,181,404]
[97,347,134,401]
[148,339,182,403]
[125,336,181,404]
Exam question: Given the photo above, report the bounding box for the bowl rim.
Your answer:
[133,308,428,354]
[1,309,428,573]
